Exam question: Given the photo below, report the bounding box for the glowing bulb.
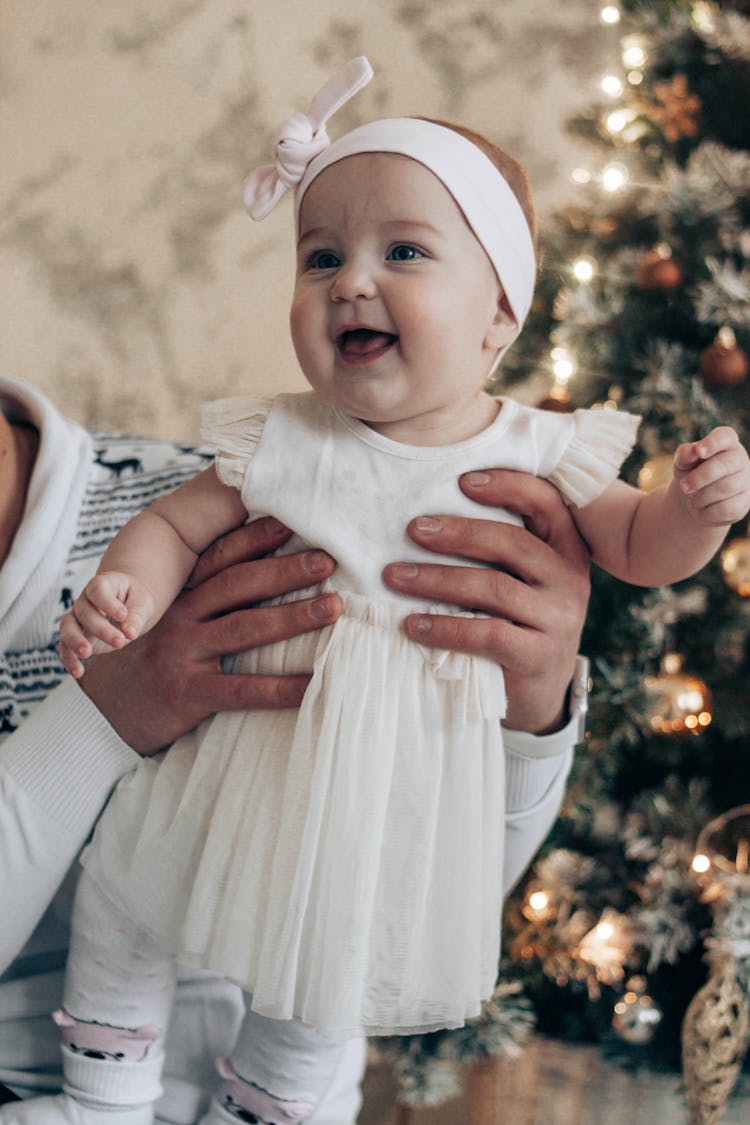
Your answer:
[692,853,711,874]
[602,162,629,192]
[622,41,646,68]
[601,74,624,97]
[573,257,595,282]
[553,358,575,382]
[596,921,615,941]
[606,109,630,134]
[692,2,716,33]
[571,167,592,185]
[600,5,621,24]
[529,891,550,912]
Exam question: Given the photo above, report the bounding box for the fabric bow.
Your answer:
[243,56,373,221]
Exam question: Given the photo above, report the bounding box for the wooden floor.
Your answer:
[359,1037,750,1125]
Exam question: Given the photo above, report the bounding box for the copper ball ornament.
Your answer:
[720,534,750,597]
[635,245,683,292]
[699,328,748,389]
[643,652,712,736]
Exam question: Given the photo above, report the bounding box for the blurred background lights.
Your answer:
[571,167,593,184]
[602,162,629,191]
[606,109,631,134]
[573,257,595,282]
[692,2,716,32]
[600,5,621,24]
[529,891,550,912]
[622,40,647,68]
[691,853,712,874]
[552,353,576,382]
[601,74,624,97]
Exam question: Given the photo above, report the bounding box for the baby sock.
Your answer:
[197,1059,314,1124]
[0,1042,164,1125]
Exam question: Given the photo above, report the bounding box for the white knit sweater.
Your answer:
[0,376,576,1122]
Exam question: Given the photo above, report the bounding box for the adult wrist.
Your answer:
[503,656,589,757]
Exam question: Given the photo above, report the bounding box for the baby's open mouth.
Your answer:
[336,328,398,358]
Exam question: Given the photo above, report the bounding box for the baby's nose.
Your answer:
[330,260,377,302]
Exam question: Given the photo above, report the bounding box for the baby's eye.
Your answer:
[387,244,423,262]
[309,250,341,270]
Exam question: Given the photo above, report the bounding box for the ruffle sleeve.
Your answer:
[200,396,274,491]
[548,407,641,508]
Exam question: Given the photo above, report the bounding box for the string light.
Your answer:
[692,2,716,33]
[606,108,634,135]
[551,347,576,383]
[601,162,629,192]
[600,5,621,24]
[627,70,644,86]
[572,257,595,282]
[571,167,592,184]
[601,74,624,97]
[622,38,647,69]
[529,891,550,912]
[692,853,711,874]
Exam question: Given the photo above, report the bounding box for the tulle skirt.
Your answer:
[83,590,507,1036]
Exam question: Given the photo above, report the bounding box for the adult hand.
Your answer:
[383,470,591,735]
[80,518,341,754]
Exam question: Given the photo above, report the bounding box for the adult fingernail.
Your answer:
[303,550,330,575]
[463,471,490,487]
[414,516,442,533]
[310,596,336,620]
[264,517,287,535]
[407,614,432,635]
[389,563,419,581]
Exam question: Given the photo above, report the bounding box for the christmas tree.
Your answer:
[378,0,750,1112]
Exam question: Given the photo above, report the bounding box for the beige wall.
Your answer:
[1,1,607,440]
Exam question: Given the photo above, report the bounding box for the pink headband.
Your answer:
[243,57,536,335]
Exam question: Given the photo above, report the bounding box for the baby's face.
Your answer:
[291,153,516,445]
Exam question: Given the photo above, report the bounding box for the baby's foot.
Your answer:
[0,1095,152,1124]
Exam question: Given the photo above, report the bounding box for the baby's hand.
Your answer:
[58,571,155,679]
[673,426,750,526]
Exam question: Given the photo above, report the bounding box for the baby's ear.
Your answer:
[484,291,517,350]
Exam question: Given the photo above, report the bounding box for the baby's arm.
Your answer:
[572,427,750,586]
[59,466,248,677]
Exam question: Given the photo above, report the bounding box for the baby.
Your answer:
[13,57,750,1125]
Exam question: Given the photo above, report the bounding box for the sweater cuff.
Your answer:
[503,707,580,760]
[1,678,139,835]
[504,710,579,814]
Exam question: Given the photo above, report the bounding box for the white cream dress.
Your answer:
[82,392,639,1037]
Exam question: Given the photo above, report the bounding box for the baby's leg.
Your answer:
[199,1003,347,1124]
[0,871,177,1125]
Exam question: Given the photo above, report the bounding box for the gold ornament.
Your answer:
[681,955,750,1125]
[612,976,663,1045]
[721,532,750,598]
[699,327,749,389]
[637,453,674,492]
[643,652,712,736]
[635,244,683,292]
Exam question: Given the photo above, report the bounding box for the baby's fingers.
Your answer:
[683,471,750,525]
[674,426,742,473]
[58,637,87,679]
[67,594,129,650]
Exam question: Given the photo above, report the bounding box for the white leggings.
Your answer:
[62,871,346,1121]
